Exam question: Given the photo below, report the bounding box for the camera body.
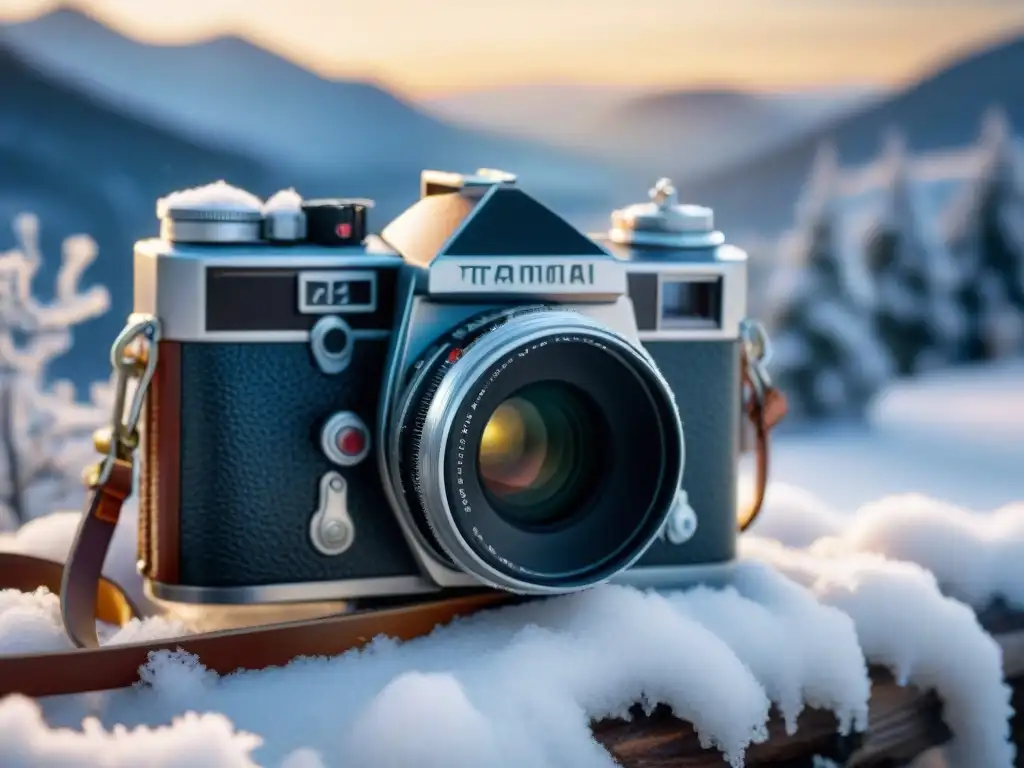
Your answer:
[134,171,749,605]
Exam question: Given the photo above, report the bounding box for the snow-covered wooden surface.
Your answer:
[1,491,1023,768]
[594,615,1024,767]
[1,352,1022,767]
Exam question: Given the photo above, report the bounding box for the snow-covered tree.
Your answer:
[0,213,111,527]
[944,107,1024,361]
[766,143,894,421]
[863,130,964,375]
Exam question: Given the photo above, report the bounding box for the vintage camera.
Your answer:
[134,170,750,605]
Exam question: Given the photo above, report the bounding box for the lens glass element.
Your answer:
[477,381,603,527]
[394,306,685,593]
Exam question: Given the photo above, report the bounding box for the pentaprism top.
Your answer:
[382,168,612,269]
[608,178,725,250]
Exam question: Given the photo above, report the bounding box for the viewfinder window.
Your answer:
[659,276,722,329]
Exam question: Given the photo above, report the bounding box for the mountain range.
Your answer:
[0,43,275,386]
[425,85,880,180]
[2,6,1023,388]
[0,7,615,203]
[686,31,1024,236]
[0,8,621,388]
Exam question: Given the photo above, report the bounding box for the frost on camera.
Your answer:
[0,213,111,526]
[263,188,304,213]
[156,179,264,218]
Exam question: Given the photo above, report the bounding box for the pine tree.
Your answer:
[767,143,893,420]
[945,107,1024,361]
[864,130,964,375]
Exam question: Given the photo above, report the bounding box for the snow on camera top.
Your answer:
[262,188,304,213]
[156,180,263,219]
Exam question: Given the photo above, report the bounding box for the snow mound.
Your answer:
[19,581,870,768]
[262,188,304,213]
[0,696,262,768]
[741,482,847,548]
[0,495,1016,767]
[156,181,263,218]
[747,484,1024,611]
[743,536,1014,767]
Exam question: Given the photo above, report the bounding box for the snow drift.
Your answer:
[0,491,1018,767]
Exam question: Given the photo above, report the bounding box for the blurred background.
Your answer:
[0,0,1022,527]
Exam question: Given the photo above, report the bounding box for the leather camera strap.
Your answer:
[0,355,785,699]
[738,349,789,532]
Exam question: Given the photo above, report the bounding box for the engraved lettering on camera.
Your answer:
[298,270,378,314]
[432,257,625,295]
[458,262,592,286]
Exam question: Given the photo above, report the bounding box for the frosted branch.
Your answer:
[0,213,112,523]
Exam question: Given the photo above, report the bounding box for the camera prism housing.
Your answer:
[134,172,749,605]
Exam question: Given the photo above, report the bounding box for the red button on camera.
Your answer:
[336,426,366,457]
[321,412,371,467]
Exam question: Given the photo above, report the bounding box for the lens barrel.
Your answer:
[391,307,685,594]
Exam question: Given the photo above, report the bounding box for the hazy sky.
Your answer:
[2,0,1023,96]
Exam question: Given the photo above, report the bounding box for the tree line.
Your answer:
[767,108,1024,421]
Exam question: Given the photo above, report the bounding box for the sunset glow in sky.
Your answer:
[2,0,1023,96]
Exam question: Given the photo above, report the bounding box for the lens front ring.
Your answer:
[414,310,685,594]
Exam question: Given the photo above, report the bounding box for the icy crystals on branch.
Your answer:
[0,213,111,526]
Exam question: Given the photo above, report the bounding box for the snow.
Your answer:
[766,145,895,420]
[863,128,965,373]
[262,188,303,213]
[0,503,155,616]
[743,537,1013,767]
[0,492,1016,766]
[155,181,263,218]
[746,486,1024,613]
[739,360,1024,513]
[759,112,1024,391]
[873,359,1024,446]
[0,215,111,526]
[0,548,870,767]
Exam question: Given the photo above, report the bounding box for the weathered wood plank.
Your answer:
[592,625,1024,767]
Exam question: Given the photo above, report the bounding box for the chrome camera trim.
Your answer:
[133,236,399,343]
[143,561,739,605]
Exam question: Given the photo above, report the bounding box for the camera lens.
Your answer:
[391,306,684,595]
[478,381,604,528]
